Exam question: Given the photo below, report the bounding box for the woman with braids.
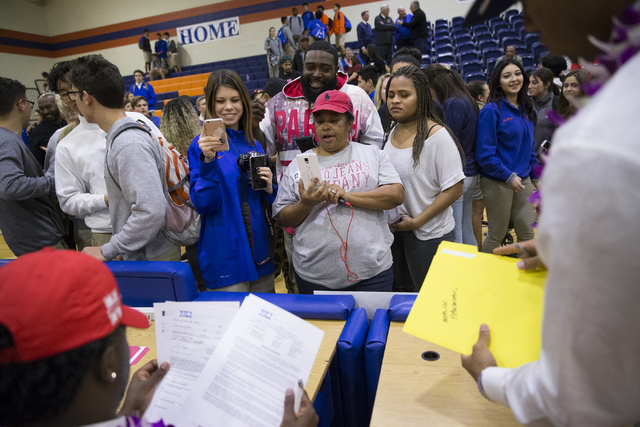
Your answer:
[383,65,465,292]
[477,59,539,254]
[0,249,317,427]
[160,97,206,290]
[425,64,480,247]
[528,67,560,155]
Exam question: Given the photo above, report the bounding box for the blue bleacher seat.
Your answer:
[436,54,456,64]
[504,9,520,21]
[465,71,486,83]
[435,18,448,27]
[436,46,454,56]
[155,100,164,110]
[521,54,534,68]
[497,28,518,41]
[480,39,499,52]
[458,51,478,63]
[457,42,475,53]
[510,15,524,26]
[421,55,432,65]
[514,45,527,56]
[502,36,521,49]
[524,65,537,74]
[531,41,548,60]
[105,261,198,307]
[163,90,179,100]
[455,35,472,45]
[461,59,482,75]
[337,308,371,427]
[537,50,550,63]
[525,33,541,51]
[388,295,416,321]
[475,32,493,43]
[493,22,509,34]
[434,36,452,45]
[451,16,464,26]
[487,58,498,78]
[365,309,390,411]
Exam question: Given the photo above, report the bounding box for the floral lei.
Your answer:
[529,0,640,222]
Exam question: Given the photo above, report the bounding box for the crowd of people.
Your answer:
[1,0,639,424]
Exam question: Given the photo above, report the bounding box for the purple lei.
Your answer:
[529,1,640,225]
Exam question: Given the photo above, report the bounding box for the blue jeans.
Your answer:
[391,230,454,292]
[295,267,393,294]
[452,175,478,246]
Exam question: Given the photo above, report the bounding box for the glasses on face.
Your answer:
[18,99,35,109]
[67,90,82,101]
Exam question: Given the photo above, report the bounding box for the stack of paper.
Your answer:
[144,295,324,427]
[403,242,547,368]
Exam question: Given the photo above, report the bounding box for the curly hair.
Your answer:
[160,97,201,156]
[384,65,465,168]
[0,324,122,426]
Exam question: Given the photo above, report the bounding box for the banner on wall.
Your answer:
[177,17,240,46]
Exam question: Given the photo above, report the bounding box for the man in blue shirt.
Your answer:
[301,3,314,32]
[395,7,413,49]
[357,10,374,50]
[306,11,328,44]
[154,33,167,61]
[357,65,378,102]
[129,70,157,110]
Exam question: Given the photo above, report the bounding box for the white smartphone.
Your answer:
[296,152,321,190]
[202,118,229,151]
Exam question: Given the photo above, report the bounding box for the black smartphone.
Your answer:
[250,155,269,190]
[294,135,317,153]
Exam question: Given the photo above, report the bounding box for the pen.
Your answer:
[515,243,533,258]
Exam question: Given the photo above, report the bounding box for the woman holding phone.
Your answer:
[273,90,404,294]
[384,65,466,292]
[188,69,277,292]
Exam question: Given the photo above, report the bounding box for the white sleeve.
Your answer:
[376,149,402,186]
[359,106,384,149]
[259,110,277,157]
[481,146,640,426]
[272,167,300,219]
[55,145,107,216]
[435,133,465,191]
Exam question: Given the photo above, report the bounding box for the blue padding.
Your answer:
[365,308,390,409]
[388,294,417,321]
[195,292,355,320]
[313,359,335,427]
[106,261,198,307]
[336,307,370,427]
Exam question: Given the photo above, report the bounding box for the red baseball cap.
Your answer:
[311,90,354,116]
[0,248,149,364]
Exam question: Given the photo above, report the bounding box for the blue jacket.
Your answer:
[306,19,327,40]
[129,82,157,110]
[476,99,539,182]
[395,14,412,40]
[188,128,276,289]
[154,39,168,58]
[357,21,374,48]
[443,97,479,176]
[302,11,314,30]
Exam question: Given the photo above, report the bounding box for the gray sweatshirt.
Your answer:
[101,117,174,260]
[264,36,283,59]
[0,127,63,256]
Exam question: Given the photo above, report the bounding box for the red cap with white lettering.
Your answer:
[0,248,149,363]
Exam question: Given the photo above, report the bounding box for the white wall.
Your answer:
[0,0,480,86]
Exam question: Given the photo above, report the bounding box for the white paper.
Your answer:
[145,301,239,424]
[181,294,325,427]
[314,291,418,320]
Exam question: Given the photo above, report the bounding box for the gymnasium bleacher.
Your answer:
[123,9,547,116]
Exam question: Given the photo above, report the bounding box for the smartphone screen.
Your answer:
[202,118,229,151]
[250,155,269,190]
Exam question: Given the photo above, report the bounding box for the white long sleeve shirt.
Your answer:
[481,52,640,426]
[55,115,111,233]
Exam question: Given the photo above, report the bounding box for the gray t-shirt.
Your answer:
[273,143,402,289]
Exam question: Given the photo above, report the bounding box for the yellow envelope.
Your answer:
[403,241,546,368]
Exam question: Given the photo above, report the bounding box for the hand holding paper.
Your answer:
[461,324,498,381]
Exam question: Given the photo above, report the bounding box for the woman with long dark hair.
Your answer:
[383,65,465,292]
[189,69,276,292]
[529,67,560,154]
[365,43,390,75]
[477,59,539,254]
[557,68,590,120]
[425,64,480,247]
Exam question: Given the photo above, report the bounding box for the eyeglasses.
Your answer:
[67,90,83,101]
[18,99,35,109]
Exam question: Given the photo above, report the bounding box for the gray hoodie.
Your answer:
[101,117,174,260]
[0,127,63,256]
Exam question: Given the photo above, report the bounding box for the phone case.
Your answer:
[296,152,321,190]
[250,156,269,190]
[202,118,229,151]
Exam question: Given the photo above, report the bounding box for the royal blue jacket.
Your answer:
[129,82,157,110]
[477,98,539,182]
[357,22,374,48]
[189,128,276,289]
[395,14,412,40]
[443,96,479,176]
[154,39,168,58]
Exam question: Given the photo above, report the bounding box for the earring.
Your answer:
[111,372,117,379]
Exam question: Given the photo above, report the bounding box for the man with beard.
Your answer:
[252,41,383,183]
[29,93,67,168]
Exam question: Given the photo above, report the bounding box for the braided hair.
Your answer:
[0,324,122,426]
[383,65,465,168]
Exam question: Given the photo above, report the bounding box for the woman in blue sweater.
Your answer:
[477,59,539,253]
[189,70,277,292]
